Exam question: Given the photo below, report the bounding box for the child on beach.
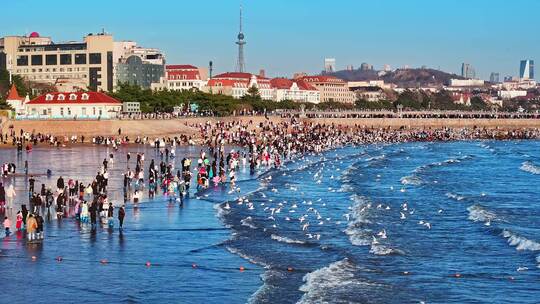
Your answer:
[3,216,11,236]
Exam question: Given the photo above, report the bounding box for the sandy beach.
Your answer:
[2,116,540,141]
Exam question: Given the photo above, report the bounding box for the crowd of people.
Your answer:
[1,116,540,244]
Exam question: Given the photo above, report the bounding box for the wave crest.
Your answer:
[520,161,540,175]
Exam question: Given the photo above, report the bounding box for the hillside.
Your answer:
[330,68,465,87]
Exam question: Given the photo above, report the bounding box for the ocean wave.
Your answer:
[345,195,373,246]
[270,234,306,245]
[298,259,374,304]
[400,175,423,186]
[226,246,270,268]
[369,244,404,256]
[467,205,497,223]
[446,192,465,201]
[502,230,540,251]
[413,155,473,174]
[365,154,386,162]
[240,216,257,229]
[520,161,540,175]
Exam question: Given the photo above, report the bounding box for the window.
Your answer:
[31,55,43,65]
[69,94,77,100]
[42,109,47,115]
[75,54,86,64]
[45,94,53,101]
[89,53,101,64]
[17,55,29,66]
[58,94,65,101]
[81,93,89,100]
[67,108,71,116]
[60,108,64,116]
[60,54,72,65]
[45,54,57,65]
[82,108,86,116]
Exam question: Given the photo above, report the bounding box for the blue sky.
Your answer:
[2,0,539,79]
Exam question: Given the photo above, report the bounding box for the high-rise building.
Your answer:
[360,63,373,71]
[461,63,476,79]
[489,72,500,83]
[235,6,246,73]
[0,32,114,92]
[114,41,165,89]
[519,60,534,80]
[324,58,336,73]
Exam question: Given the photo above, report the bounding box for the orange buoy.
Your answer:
[31,256,37,261]
[239,266,245,272]
[100,259,108,264]
[145,261,151,267]
[287,267,293,272]
[56,256,63,262]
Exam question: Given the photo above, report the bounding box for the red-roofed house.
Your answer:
[298,75,355,103]
[24,91,122,119]
[5,84,30,116]
[451,92,472,106]
[270,78,320,103]
[205,72,273,100]
[159,65,208,91]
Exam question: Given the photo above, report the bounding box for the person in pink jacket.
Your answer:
[3,216,11,236]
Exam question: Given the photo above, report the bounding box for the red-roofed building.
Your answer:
[5,84,30,116]
[152,65,208,91]
[451,92,472,106]
[24,91,122,119]
[205,72,273,100]
[298,75,355,103]
[270,78,320,103]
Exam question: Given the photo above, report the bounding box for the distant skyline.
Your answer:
[2,0,539,80]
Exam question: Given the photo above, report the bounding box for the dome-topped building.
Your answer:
[29,32,40,38]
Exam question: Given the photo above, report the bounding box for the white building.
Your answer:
[270,78,320,103]
[162,65,208,91]
[449,79,485,87]
[5,84,30,117]
[205,72,273,100]
[23,91,122,119]
[498,90,527,100]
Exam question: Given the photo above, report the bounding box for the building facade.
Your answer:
[490,72,500,83]
[205,72,273,100]
[0,32,114,92]
[5,84,30,116]
[461,63,476,79]
[23,91,122,119]
[520,60,534,80]
[324,58,336,73]
[270,78,320,103]
[162,65,208,91]
[298,75,355,103]
[113,41,165,89]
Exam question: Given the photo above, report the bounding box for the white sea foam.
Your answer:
[240,216,257,229]
[400,175,423,186]
[467,205,496,223]
[446,192,465,201]
[344,195,373,246]
[502,230,540,251]
[298,259,375,304]
[369,244,404,256]
[270,234,306,245]
[226,246,269,268]
[365,155,386,162]
[520,161,540,175]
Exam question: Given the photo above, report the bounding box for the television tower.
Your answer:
[235,5,246,73]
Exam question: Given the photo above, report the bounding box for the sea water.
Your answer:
[1,141,540,303]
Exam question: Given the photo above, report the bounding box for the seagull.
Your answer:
[438,209,443,214]
[377,229,387,239]
[302,223,310,231]
[400,212,406,220]
[423,222,431,229]
[372,236,379,244]
[224,203,231,210]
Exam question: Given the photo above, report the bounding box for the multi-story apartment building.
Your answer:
[0,32,114,92]
[298,75,355,103]
[164,65,208,91]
